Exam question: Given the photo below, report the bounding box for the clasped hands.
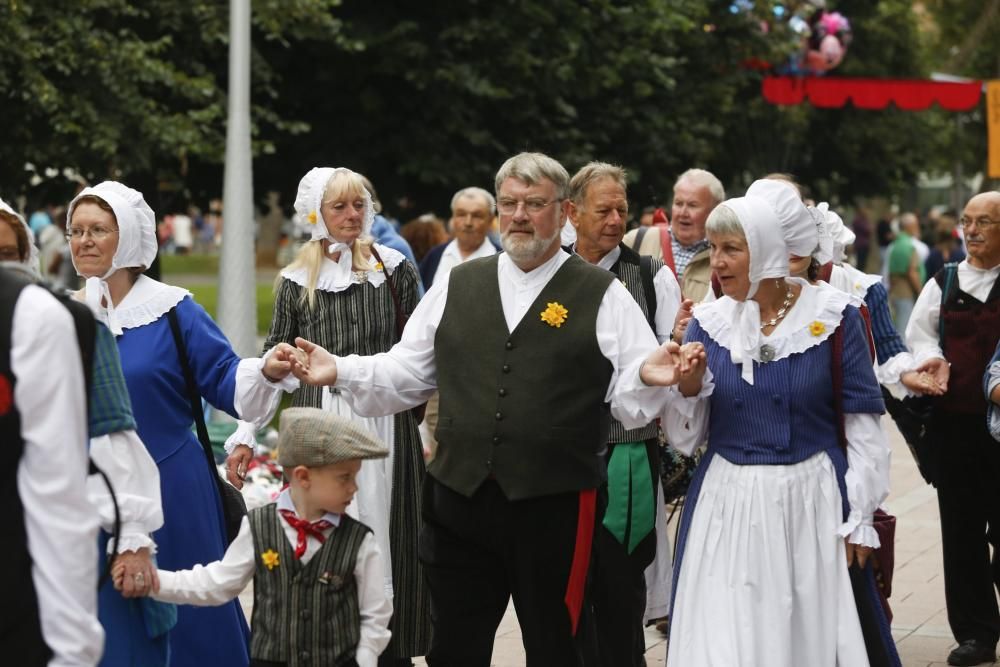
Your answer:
[110,547,158,598]
[900,357,949,397]
[640,341,707,394]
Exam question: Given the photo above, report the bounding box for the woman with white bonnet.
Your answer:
[662,179,901,665]
[226,167,430,665]
[67,181,296,667]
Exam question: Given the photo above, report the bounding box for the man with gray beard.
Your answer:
[287,152,700,665]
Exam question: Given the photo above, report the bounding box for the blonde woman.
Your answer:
[228,167,430,665]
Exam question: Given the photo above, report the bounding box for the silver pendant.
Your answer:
[759,344,775,362]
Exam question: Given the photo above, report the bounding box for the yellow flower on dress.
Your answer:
[540,302,569,328]
[261,549,280,570]
[307,211,318,224]
[375,262,384,271]
[809,320,826,336]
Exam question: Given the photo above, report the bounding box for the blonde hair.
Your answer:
[280,170,374,308]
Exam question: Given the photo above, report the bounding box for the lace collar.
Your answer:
[693,278,861,372]
[281,243,407,294]
[79,274,190,335]
[828,263,880,299]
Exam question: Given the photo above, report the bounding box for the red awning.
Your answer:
[762,76,983,111]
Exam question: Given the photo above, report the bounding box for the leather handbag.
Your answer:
[166,307,247,545]
[369,245,426,423]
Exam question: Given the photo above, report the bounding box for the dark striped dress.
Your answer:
[264,247,431,659]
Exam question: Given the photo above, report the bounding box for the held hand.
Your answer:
[845,540,873,569]
[914,357,949,394]
[116,548,159,598]
[226,444,253,489]
[291,337,338,386]
[672,299,694,342]
[640,341,683,387]
[900,370,945,396]
[261,343,301,382]
[676,342,707,396]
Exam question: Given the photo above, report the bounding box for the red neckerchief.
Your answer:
[278,509,334,559]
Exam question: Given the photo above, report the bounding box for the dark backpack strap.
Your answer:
[638,255,658,330]
[935,262,959,344]
[631,225,649,252]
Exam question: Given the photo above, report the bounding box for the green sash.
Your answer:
[602,441,655,553]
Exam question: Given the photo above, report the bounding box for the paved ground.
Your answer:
[240,420,995,666]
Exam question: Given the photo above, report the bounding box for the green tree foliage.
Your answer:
[0,0,971,213]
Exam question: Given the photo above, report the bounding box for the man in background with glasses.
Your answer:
[905,191,1000,667]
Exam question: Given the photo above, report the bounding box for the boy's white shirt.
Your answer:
[153,490,391,667]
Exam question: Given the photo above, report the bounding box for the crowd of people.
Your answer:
[2,153,999,667]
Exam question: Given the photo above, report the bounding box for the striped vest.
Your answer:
[248,506,369,667]
[607,246,661,444]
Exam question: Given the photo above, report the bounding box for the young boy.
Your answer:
[116,408,392,667]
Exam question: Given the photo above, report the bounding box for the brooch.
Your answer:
[759,344,775,362]
[540,302,569,328]
[318,571,345,590]
[307,211,318,224]
[261,549,280,571]
[809,320,826,336]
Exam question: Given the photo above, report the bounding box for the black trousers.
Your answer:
[418,475,601,667]
[589,440,659,667]
[932,413,1000,646]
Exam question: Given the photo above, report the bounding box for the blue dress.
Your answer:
[117,295,250,667]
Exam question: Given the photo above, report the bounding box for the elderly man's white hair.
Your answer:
[450,187,496,214]
[675,168,725,205]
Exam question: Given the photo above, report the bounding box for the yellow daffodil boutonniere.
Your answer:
[375,262,384,271]
[540,302,569,328]
[809,320,826,337]
[261,549,280,571]
[307,211,318,224]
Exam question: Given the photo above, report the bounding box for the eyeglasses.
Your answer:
[66,225,119,241]
[959,216,999,230]
[496,198,561,215]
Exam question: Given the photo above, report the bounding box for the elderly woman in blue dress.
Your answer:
[67,181,297,667]
[661,179,900,666]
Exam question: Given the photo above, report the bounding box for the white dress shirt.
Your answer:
[13,285,104,666]
[335,250,672,428]
[155,490,391,667]
[905,259,1000,363]
[432,237,498,287]
[587,244,681,344]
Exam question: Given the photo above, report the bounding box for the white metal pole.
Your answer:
[218,0,256,359]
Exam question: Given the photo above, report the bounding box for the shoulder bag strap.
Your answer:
[369,245,406,341]
[831,322,847,452]
[938,262,959,344]
[638,255,657,330]
[632,226,649,252]
[166,308,222,487]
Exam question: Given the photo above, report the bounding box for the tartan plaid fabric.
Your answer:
[88,322,137,438]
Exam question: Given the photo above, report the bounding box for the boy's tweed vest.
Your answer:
[432,254,615,500]
[249,506,370,667]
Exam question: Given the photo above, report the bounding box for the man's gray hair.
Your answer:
[705,203,745,238]
[675,168,725,205]
[568,162,627,206]
[450,187,496,214]
[495,152,570,200]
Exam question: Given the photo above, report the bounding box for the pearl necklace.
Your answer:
[760,282,795,331]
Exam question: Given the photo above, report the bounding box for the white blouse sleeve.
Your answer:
[905,279,944,364]
[660,368,715,455]
[87,431,163,554]
[837,413,892,548]
[354,534,393,667]
[875,350,919,400]
[653,265,682,344]
[153,516,255,606]
[228,349,301,453]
